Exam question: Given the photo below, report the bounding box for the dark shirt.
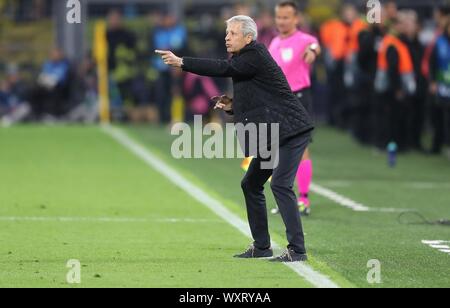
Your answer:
[181,41,314,143]
[106,28,137,70]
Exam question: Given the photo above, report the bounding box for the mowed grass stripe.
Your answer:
[126,125,450,288]
[0,125,313,288]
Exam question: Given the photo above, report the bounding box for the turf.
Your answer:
[0,125,314,288]
[127,124,450,288]
[0,124,449,288]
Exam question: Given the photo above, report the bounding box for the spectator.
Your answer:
[29,47,71,119]
[257,10,277,48]
[374,16,416,151]
[67,53,98,124]
[320,3,365,128]
[423,6,450,154]
[429,20,450,154]
[106,9,137,117]
[401,10,428,151]
[0,65,31,127]
[183,72,220,122]
[0,80,12,117]
[355,18,386,145]
[150,11,187,124]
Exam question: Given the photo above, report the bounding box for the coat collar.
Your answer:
[233,41,257,57]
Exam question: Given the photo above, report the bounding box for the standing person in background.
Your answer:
[256,10,277,49]
[150,11,187,124]
[320,3,364,128]
[0,67,30,126]
[339,4,369,143]
[401,10,427,151]
[429,20,450,155]
[341,4,367,131]
[268,1,320,216]
[320,12,347,126]
[355,16,386,145]
[106,10,137,119]
[423,7,450,154]
[29,47,71,119]
[422,7,450,79]
[374,16,416,151]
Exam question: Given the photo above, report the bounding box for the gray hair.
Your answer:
[226,15,258,41]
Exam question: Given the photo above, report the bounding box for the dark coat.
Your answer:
[182,41,314,144]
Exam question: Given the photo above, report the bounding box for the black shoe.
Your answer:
[270,248,308,262]
[234,245,273,259]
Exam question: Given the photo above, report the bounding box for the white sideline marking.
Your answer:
[321,180,450,190]
[430,245,450,249]
[102,125,339,289]
[422,240,450,256]
[0,216,221,224]
[310,184,369,212]
[310,183,409,213]
[422,240,446,245]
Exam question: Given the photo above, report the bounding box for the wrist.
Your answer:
[309,48,318,57]
[309,43,319,56]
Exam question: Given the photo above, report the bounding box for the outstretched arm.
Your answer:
[155,50,259,78]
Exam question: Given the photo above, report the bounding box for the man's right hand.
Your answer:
[212,95,233,112]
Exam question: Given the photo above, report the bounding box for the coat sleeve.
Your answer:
[182,50,259,78]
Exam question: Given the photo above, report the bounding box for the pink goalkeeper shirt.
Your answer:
[269,30,318,92]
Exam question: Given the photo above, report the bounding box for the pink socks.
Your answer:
[297,159,313,206]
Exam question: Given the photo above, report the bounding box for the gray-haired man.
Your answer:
[156,16,314,262]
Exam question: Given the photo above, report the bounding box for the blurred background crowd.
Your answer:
[1,0,450,156]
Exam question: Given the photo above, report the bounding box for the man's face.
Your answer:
[404,16,419,38]
[342,5,357,24]
[385,3,398,19]
[50,48,63,61]
[163,15,177,28]
[225,22,251,54]
[438,12,450,30]
[275,6,298,35]
[107,11,122,30]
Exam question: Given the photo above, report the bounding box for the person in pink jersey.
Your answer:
[269,1,320,216]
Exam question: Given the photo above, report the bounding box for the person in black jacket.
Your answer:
[156,15,314,262]
[429,20,450,154]
[401,11,427,151]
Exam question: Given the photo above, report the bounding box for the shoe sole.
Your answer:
[234,256,274,260]
[233,252,274,259]
[269,256,308,263]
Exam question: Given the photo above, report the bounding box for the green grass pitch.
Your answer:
[0,124,449,288]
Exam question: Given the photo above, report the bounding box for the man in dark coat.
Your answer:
[156,15,314,262]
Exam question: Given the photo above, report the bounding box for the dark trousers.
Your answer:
[410,93,426,150]
[375,93,411,151]
[325,62,345,127]
[155,71,173,124]
[431,97,450,153]
[30,84,69,117]
[241,132,310,254]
